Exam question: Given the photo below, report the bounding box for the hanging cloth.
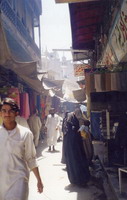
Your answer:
[94,74,102,92]
[111,72,121,91]
[105,73,111,91]
[20,93,30,119]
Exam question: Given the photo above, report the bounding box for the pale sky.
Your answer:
[40,0,72,60]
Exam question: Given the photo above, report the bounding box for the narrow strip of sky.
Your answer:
[40,0,72,60]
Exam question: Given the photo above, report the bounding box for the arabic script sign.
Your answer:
[111,0,127,62]
[101,44,117,65]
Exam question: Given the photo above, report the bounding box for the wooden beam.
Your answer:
[55,0,100,3]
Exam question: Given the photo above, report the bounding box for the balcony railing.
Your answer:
[0,0,41,58]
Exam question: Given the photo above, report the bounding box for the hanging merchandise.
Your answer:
[36,95,41,113]
[0,87,9,98]
[0,97,2,125]
[41,96,46,119]
[8,87,20,107]
[90,111,103,140]
[29,91,36,115]
[45,95,52,116]
[20,92,30,119]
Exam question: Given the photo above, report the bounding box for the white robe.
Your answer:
[0,124,38,200]
[15,116,30,129]
[45,114,60,146]
[28,114,42,147]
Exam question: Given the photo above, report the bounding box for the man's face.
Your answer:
[50,110,55,116]
[0,104,18,123]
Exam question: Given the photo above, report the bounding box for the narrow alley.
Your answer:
[28,138,115,200]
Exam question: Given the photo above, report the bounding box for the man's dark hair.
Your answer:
[0,97,20,112]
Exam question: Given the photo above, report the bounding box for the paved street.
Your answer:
[28,139,113,200]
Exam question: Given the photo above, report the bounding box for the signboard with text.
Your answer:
[101,44,118,66]
[111,0,127,62]
[74,64,91,77]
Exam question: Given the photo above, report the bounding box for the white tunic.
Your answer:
[45,114,60,146]
[16,115,30,129]
[27,114,42,147]
[0,124,38,200]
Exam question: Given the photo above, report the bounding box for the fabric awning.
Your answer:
[69,1,104,60]
[43,78,64,90]
[0,15,11,66]
[0,14,44,94]
[73,88,86,102]
[42,78,64,98]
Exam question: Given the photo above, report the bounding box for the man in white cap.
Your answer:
[45,108,60,151]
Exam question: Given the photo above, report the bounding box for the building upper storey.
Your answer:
[0,0,42,62]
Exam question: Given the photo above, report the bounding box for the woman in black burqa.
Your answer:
[64,109,90,186]
[114,112,127,165]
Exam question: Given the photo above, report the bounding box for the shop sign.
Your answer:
[101,44,117,66]
[74,64,91,76]
[111,0,127,62]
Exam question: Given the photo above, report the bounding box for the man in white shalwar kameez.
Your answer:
[0,98,43,200]
[16,114,30,128]
[28,109,42,147]
[45,108,60,151]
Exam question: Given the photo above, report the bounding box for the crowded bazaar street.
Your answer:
[28,138,115,200]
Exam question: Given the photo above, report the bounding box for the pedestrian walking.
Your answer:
[0,98,43,200]
[61,111,69,164]
[28,108,42,148]
[45,108,60,151]
[64,108,90,187]
[16,112,30,128]
[57,113,63,142]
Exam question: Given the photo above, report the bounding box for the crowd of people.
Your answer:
[0,97,94,199]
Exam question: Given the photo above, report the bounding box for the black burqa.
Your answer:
[64,113,90,186]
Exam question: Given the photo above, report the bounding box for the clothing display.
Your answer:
[0,124,38,200]
[91,111,102,140]
[20,93,30,119]
[36,95,41,114]
[29,91,36,116]
[8,87,20,107]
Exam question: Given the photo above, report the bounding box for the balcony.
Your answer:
[0,0,41,61]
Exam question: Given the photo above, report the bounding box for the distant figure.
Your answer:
[61,111,69,164]
[16,113,30,129]
[45,108,60,151]
[57,114,63,142]
[28,109,42,148]
[0,98,43,200]
[115,112,127,165]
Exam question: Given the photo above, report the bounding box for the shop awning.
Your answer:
[43,78,64,90]
[73,88,86,102]
[69,1,104,60]
[42,78,64,98]
[0,15,44,94]
[0,15,11,66]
